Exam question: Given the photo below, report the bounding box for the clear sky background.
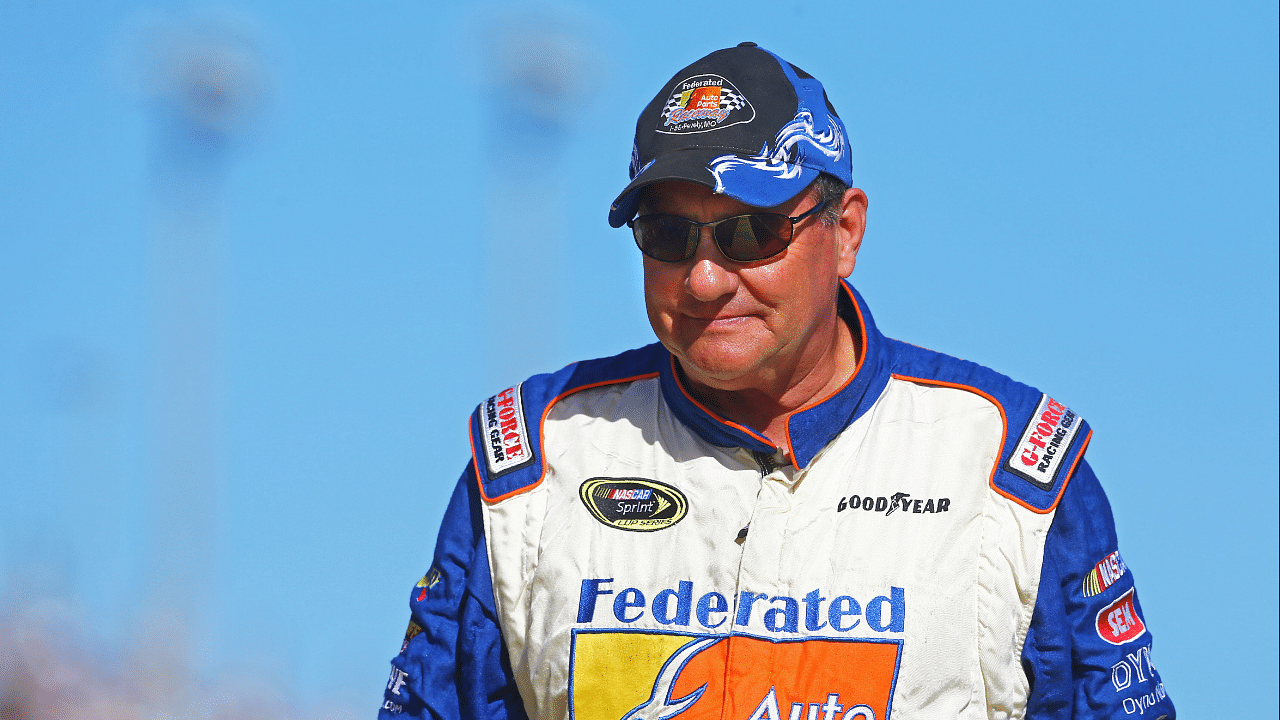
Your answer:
[1,1,1276,718]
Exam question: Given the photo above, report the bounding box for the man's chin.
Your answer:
[674,345,771,393]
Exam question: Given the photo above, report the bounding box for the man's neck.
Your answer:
[681,314,861,457]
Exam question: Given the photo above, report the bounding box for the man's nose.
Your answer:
[685,228,739,301]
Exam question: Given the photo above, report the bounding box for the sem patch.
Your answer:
[481,384,535,478]
[1096,588,1147,645]
[579,478,688,532]
[658,74,754,134]
[1005,394,1084,489]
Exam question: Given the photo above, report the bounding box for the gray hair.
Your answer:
[812,172,850,226]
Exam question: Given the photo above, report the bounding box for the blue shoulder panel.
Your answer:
[468,343,667,502]
[886,340,1091,513]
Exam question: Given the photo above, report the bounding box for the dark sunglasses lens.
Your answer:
[714,214,790,261]
[633,216,697,261]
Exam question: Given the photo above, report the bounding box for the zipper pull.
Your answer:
[753,449,778,477]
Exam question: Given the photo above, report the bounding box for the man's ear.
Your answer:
[835,187,868,278]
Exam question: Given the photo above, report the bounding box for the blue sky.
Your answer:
[1,1,1276,717]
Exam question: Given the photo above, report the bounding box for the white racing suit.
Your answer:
[379,282,1174,720]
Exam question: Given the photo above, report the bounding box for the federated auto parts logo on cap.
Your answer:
[658,74,754,134]
[579,478,688,532]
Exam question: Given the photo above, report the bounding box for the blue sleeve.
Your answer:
[1023,459,1175,719]
[378,462,529,720]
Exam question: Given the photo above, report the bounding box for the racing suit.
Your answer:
[379,282,1174,720]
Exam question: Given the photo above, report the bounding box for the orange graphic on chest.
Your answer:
[571,631,900,720]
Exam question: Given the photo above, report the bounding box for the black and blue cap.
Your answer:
[608,42,853,228]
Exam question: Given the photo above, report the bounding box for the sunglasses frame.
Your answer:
[627,199,830,263]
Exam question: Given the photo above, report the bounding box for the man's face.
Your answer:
[640,180,866,395]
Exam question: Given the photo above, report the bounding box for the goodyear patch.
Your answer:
[569,630,900,719]
[579,478,688,532]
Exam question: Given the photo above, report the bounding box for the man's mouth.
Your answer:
[686,313,753,329]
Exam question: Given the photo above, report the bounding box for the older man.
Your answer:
[380,43,1173,720]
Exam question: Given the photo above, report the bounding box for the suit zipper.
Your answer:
[754,449,778,477]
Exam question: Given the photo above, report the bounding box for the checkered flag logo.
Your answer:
[656,74,756,134]
[662,86,748,121]
[718,87,745,110]
[662,94,683,119]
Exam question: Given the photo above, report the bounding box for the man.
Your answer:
[380,43,1174,719]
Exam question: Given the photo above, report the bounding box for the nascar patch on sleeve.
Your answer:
[1005,394,1083,489]
[480,383,536,478]
[1083,550,1128,598]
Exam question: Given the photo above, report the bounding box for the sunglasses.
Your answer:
[627,200,829,263]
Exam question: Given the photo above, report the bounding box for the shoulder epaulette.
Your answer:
[992,391,1091,513]
[468,343,666,503]
[887,341,1092,513]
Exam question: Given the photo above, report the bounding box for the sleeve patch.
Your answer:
[414,567,441,602]
[400,620,424,653]
[385,666,410,704]
[1083,550,1128,598]
[479,383,535,478]
[1108,644,1168,708]
[1005,393,1083,489]
[1096,588,1147,645]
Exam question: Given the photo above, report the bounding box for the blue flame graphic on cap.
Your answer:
[708,109,846,193]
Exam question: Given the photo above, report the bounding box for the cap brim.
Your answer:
[608,148,723,227]
[608,146,822,228]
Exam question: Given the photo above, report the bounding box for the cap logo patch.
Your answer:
[579,477,688,532]
[658,74,754,134]
[708,109,845,192]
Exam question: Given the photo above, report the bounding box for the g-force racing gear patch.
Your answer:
[479,384,534,478]
[1006,394,1083,489]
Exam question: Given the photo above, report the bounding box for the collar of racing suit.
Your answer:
[657,280,894,469]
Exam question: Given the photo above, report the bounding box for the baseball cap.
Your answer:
[607,42,852,228]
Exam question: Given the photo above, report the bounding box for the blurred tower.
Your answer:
[480,9,594,388]
[135,12,264,691]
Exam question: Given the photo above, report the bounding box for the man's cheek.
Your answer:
[644,304,676,341]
